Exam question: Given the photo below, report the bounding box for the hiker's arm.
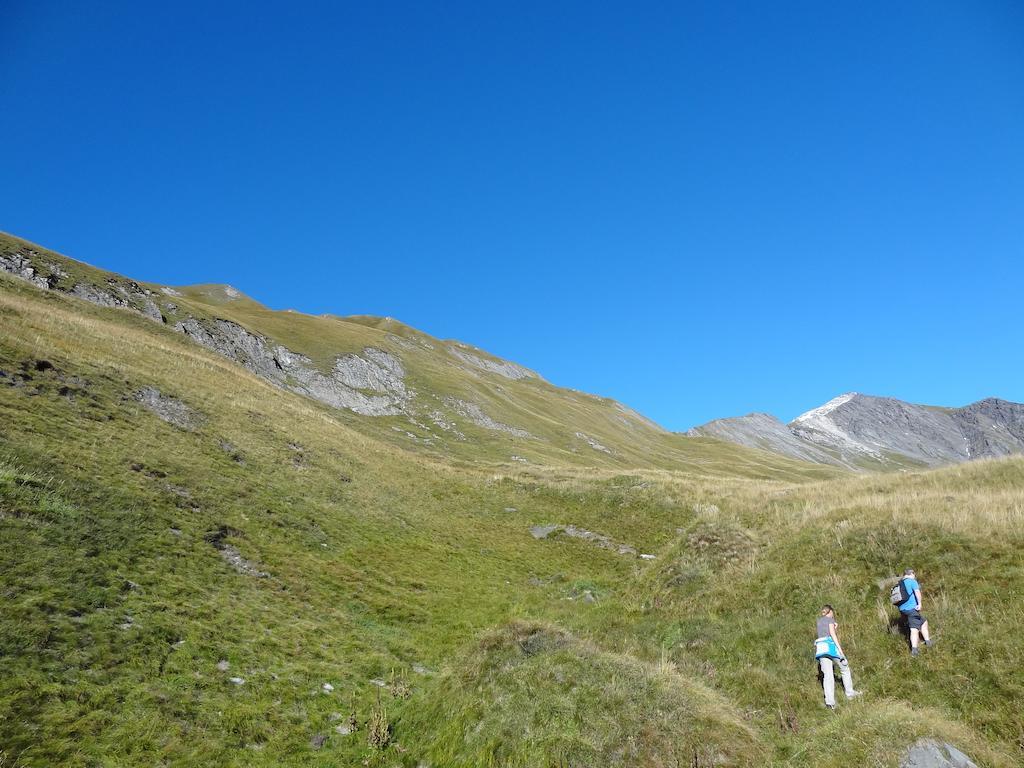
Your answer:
[914,589,922,610]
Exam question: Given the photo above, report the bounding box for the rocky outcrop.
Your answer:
[529,523,651,558]
[574,431,612,454]
[689,393,1024,470]
[1,251,61,290]
[900,739,977,768]
[133,387,204,430]
[1,245,165,323]
[445,397,532,438]
[952,398,1024,459]
[449,346,540,381]
[175,317,413,417]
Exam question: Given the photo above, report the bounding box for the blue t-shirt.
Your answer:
[899,577,920,613]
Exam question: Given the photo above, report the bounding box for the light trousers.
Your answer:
[819,656,855,707]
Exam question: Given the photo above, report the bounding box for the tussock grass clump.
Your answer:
[401,619,763,767]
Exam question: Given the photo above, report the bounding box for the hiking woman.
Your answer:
[814,604,862,710]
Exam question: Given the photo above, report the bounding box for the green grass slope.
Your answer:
[1,251,1022,767]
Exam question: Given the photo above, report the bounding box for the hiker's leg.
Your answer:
[819,657,836,707]
[909,627,919,649]
[920,620,930,643]
[838,657,855,697]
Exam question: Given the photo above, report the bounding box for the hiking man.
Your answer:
[814,604,861,710]
[897,568,933,656]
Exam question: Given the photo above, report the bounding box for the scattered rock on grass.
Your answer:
[530,524,560,539]
[133,387,203,430]
[530,524,638,556]
[204,526,270,578]
[310,734,328,750]
[900,739,978,768]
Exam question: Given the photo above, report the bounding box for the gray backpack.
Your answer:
[889,579,908,606]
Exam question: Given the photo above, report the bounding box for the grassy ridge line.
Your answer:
[1,231,850,476]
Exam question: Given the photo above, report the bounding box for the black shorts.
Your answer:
[904,609,926,630]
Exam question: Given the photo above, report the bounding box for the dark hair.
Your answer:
[821,604,834,614]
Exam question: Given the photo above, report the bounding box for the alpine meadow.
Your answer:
[1,233,1022,768]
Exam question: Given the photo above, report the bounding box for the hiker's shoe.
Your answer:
[911,647,919,657]
[924,639,935,647]
[825,704,836,712]
[846,690,863,700]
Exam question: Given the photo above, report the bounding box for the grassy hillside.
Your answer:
[1,257,1022,767]
[0,231,845,479]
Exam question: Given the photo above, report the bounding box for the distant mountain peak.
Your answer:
[691,392,1024,471]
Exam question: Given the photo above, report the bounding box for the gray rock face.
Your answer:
[175,317,413,416]
[900,739,978,768]
[449,346,539,381]
[689,393,1024,470]
[687,412,848,466]
[953,398,1024,459]
[792,393,1024,466]
[2,247,165,322]
[0,251,58,290]
[445,397,532,438]
[791,394,969,465]
[71,282,128,308]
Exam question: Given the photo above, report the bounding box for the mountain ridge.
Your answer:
[689,392,1024,470]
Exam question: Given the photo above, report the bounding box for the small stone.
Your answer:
[639,553,656,560]
[229,677,245,685]
[310,733,327,750]
[334,724,353,735]
[504,507,517,513]
[322,682,334,692]
[369,678,387,687]
[412,663,434,676]
[216,660,230,672]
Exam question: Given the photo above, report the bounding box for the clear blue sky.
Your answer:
[2,2,1023,430]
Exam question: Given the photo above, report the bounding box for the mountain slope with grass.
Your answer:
[2,235,1022,767]
[3,231,835,479]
